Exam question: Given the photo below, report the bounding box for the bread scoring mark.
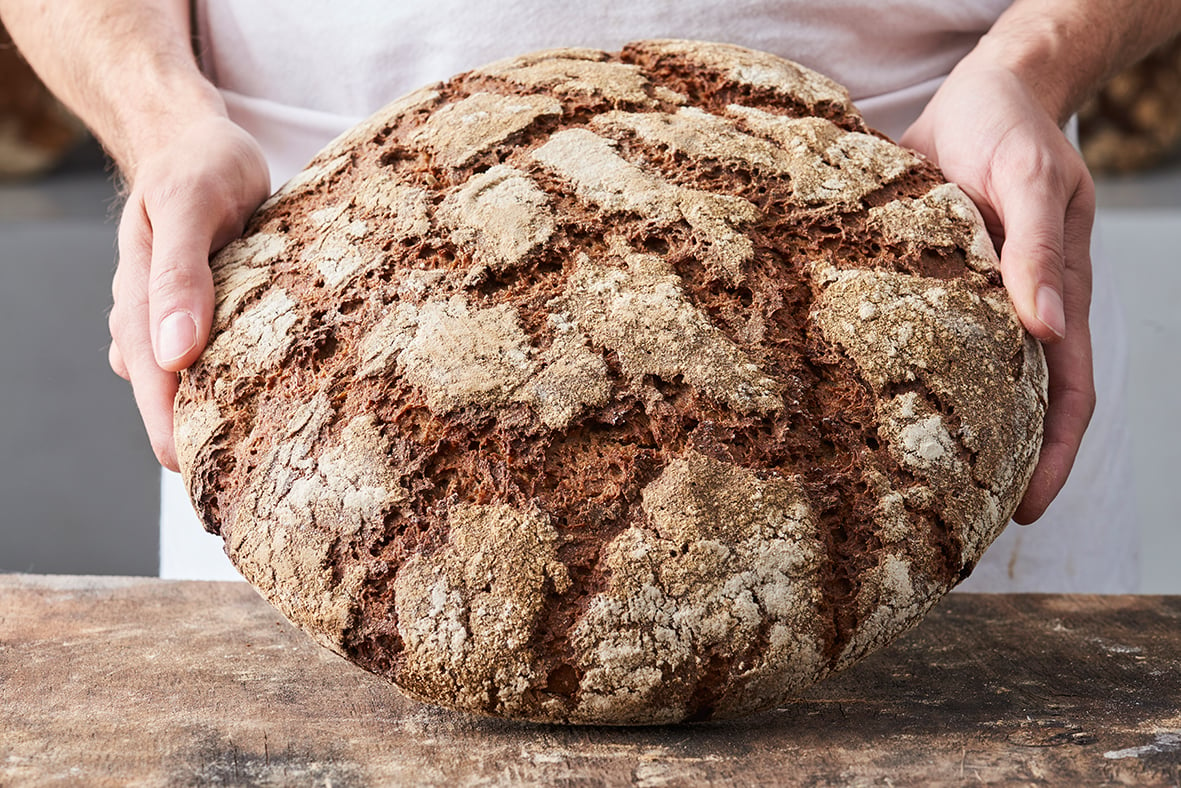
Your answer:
[204,289,299,371]
[531,128,758,283]
[261,153,352,213]
[299,203,374,289]
[882,392,958,472]
[228,395,370,654]
[569,451,824,723]
[869,183,999,273]
[393,503,571,718]
[475,49,682,106]
[592,106,803,176]
[275,413,407,538]
[727,107,919,204]
[398,296,534,412]
[363,293,610,429]
[627,39,853,111]
[350,177,433,240]
[438,165,556,274]
[330,84,442,156]
[172,400,231,533]
[558,249,781,415]
[210,233,289,331]
[813,268,1046,558]
[833,554,940,671]
[412,92,563,169]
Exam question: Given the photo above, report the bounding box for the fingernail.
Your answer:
[1035,286,1066,340]
[157,311,197,364]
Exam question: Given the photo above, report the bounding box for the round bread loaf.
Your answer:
[175,40,1047,724]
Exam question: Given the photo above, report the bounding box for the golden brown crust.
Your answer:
[175,40,1046,724]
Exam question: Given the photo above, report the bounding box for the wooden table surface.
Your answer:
[1,575,1179,787]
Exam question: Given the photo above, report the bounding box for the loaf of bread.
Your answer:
[175,40,1046,724]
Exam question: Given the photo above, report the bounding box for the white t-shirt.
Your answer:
[195,0,1012,184]
[164,0,1138,592]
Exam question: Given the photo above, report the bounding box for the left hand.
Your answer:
[108,115,270,472]
[901,54,1096,524]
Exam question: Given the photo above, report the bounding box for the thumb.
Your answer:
[991,165,1071,344]
[145,197,218,372]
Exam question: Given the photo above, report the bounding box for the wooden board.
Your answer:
[1,575,1179,786]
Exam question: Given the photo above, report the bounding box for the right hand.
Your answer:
[900,55,1096,525]
[108,115,270,471]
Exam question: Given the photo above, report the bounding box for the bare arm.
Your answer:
[903,0,1181,522]
[0,0,220,176]
[982,0,1181,127]
[0,0,269,470]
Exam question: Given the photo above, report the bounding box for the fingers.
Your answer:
[902,62,1098,523]
[1013,178,1096,523]
[1014,332,1095,523]
[112,198,184,471]
[127,344,183,473]
[145,188,217,372]
[106,117,270,471]
[986,139,1098,523]
[992,150,1072,343]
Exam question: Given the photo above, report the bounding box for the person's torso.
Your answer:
[195,0,1011,184]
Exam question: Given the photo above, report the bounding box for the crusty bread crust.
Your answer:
[175,40,1046,724]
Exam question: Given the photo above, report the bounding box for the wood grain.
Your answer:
[1,575,1179,786]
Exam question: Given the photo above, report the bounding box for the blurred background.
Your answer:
[1,27,1179,589]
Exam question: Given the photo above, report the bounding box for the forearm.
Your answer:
[969,0,1181,125]
[0,0,224,179]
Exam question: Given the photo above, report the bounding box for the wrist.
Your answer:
[113,75,229,183]
[964,18,1101,127]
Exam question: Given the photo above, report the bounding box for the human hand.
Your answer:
[108,115,270,471]
[901,54,1096,524]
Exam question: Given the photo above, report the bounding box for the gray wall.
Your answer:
[0,152,1178,587]
[0,154,159,575]
[1097,185,1181,594]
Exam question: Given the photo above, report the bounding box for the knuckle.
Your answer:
[1024,148,1066,192]
[148,264,207,304]
[1004,234,1065,280]
[143,167,235,221]
[1031,238,1066,276]
[142,175,203,213]
[996,138,1072,196]
[1070,169,1098,218]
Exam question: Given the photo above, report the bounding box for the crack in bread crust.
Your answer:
[175,40,1047,725]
